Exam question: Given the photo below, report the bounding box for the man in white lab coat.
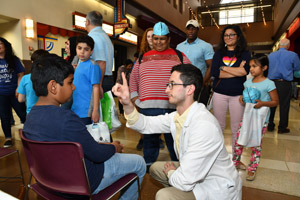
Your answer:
[112,64,241,200]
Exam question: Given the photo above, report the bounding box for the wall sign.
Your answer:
[114,0,130,37]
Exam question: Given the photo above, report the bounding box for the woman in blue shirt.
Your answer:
[0,37,26,147]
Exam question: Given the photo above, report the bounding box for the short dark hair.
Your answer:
[31,54,74,96]
[87,11,103,26]
[171,64,203,101]
[31,49,49,62]
[250,53,269,77]
[76,35,95,50]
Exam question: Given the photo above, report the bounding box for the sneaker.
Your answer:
[236,162,247,170]
[246,171,256,181]
[159,138,165,149]
[4,139,13,148]
[136,138,143,151]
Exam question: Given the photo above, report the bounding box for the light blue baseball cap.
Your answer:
[153,22,170,36]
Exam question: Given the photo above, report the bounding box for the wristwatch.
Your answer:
[220,66,224,71]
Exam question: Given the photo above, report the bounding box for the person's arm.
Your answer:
[96,60,105,99]
[292,53,300,71]
[254,89,279,109]
[203,59,212,87]
[129,62,139,100]
[64,112,116,163]
[221,60,247,77]
[239,95,245,106]
[17,76,26,102]
[18,93,26,103]
[16,72,24,97]
[91,84,100,123]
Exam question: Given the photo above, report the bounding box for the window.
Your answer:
[220,0,249,3]
[179,0,183,13]
[173,0,177,9]
[219,7,254,25]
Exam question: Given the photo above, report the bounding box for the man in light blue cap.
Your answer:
[130,22,191,171]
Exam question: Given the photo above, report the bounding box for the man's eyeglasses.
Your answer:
[223,34,237,38]
[166,82,190,89]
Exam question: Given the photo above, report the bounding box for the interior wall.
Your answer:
[273,0,296,35]
[0,20,23,59]
[135,0,190,32]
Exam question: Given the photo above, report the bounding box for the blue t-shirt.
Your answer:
[0,57,25,95]
[23,105,115,192]
[211,50,251,96]
[176,38,214,76]
[17,74,38,113]
[243,77,276,122]
[71,59,101,118]
[88,26,114,76]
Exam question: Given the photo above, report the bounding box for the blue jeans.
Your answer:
[0,95,26,138]
[92,153,146,200]
[139,108,178,166]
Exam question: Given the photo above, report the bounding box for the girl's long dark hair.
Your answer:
[218,25,248,58]
[0,37,19,72]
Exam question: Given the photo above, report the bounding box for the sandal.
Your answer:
[246,171,256,181]
[236,162,246,170]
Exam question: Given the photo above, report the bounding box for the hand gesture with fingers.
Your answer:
[112,72,131,105]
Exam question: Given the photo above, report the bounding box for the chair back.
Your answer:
[19,131,91,196]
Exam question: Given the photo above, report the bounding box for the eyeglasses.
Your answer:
[224,34,237,38]
[166,82,190,89]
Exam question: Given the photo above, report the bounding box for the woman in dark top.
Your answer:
[0,37,26,147]
[211,25,251,154]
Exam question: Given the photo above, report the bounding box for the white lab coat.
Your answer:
[127,102,242,200]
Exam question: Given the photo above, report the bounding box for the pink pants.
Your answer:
[212,92,244,153]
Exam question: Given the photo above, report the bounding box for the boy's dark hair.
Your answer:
[31,49,49,62]
[251,53,269,77]
[31,54,74,96]
[171,64,203,101]
[76,35,95,50]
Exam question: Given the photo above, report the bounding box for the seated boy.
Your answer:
[71,35,101,125]
[23,54,146,199]
[17,49,49,113]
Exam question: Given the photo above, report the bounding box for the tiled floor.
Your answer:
[0,100,300,199]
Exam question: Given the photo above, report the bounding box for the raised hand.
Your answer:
[112,72,131,105]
